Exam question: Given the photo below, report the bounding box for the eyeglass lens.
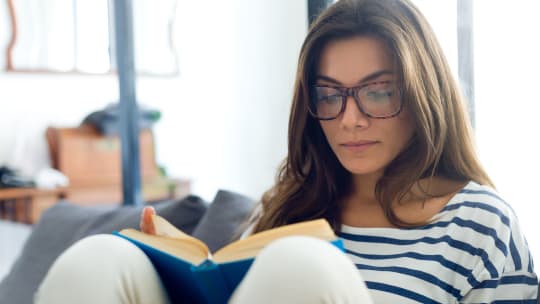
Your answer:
[312,81,400,119]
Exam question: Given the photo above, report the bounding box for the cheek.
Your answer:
[390,114,415,151]
[319,121,329,138]
[319,121,338,146]
[318,122,344,158]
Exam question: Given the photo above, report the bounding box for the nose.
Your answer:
[340,96,370,130]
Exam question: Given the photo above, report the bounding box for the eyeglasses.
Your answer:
[308,80,403,120]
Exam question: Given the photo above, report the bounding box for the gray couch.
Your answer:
[0,190,255,304]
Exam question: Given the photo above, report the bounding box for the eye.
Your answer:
[315,87,341,104]
[362,81,396,102]
[366,90,393,99]
[319,94,341,104]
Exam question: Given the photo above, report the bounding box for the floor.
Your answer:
[0,220,32,281]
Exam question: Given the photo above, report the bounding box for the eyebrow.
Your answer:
[315,69,394,85]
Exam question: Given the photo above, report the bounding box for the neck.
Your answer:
[341,175,467,228]
[348,175,465,205]
[349,171,383,204]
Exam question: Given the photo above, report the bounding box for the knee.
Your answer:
[53,234,141,270]
[231,236,371,304]
[39,234,147,289]
[36,235,169,304]
[253,236,361,286]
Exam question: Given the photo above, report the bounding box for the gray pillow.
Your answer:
[0,195,208,304]
[74,195,207,238]
[192,190,256,252]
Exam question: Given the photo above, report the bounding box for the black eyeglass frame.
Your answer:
[308,81,404,120]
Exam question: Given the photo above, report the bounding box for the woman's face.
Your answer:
[316,36,415,179]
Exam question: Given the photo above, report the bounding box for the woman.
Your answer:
[36,0,538,303]
[232,0,538,302]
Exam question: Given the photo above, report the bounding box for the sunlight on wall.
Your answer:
[412,0,458,75]
[146,0,307,201]
[474,0,540,261]
[413,0,539,263]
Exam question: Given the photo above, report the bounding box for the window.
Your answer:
[5,0,179,75]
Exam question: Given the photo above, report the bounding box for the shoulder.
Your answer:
[441,181,534,274]
[441,181,517,230]
[451,183,538,301]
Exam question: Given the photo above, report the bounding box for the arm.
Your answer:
[460,207,538,302]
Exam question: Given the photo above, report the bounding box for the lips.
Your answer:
[340,140,378,152]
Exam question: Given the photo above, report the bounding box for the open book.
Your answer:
[114,215,341,304]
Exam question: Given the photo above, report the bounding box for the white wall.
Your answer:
[474,0,540,262]
[0,0,308,202]
[412,0,458,76]
[414,0,540,263]
[0,0,9,71]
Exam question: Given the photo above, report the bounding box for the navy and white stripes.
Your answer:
[339,181,538,303]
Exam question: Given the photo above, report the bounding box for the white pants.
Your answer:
[35,234,373,304]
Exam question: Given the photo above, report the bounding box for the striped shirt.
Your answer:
[339,181,538,303]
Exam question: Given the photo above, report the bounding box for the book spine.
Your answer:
[218,258,254,293]
[192,260,231,304]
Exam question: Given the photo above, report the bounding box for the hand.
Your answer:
[140,206,157,235]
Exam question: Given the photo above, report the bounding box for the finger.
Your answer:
[141,206,156,234]
[140,206,156,235]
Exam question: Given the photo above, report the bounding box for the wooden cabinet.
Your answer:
[0,126,191,224]
[46,126,159,186]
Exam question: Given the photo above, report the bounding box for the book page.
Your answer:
[152,215,196,239]
[213,219,336,263]
[119,229,211,265]
[118,215,211,265]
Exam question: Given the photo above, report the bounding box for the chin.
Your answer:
[341,163,383,176]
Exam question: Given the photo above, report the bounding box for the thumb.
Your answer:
[140,206,157,235]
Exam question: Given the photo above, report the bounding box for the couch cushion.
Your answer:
[192,190,256,252]
[0,195,208,304]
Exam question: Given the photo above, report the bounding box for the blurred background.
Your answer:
[0,0,538,279]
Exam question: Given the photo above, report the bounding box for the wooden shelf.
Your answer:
[0,188,64,224]
[0,178,190,224]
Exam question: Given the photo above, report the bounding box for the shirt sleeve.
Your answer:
[460,203,538,303]
[461,269,537,303]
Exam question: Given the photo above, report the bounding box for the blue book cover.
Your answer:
[114,217,341,304]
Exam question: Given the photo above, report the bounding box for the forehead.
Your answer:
[317,36,395,85]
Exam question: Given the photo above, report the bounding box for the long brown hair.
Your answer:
[251,0,493,233]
